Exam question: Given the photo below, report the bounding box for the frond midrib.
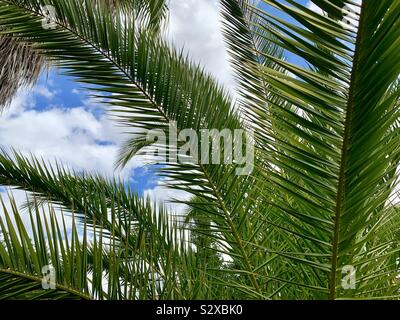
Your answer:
[0,268,92,300]
[329,0,368,300]
[9,0,170,122]
[198,163,263,296]
[4,0,261,296]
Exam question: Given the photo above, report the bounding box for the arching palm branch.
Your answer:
[0,0,399,300]
[0,0,167,109]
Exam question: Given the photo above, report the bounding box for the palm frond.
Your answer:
[0,0,167,110]
[220,0,400,298]
[0,0,399,300]
[0,36,47,109]
[0,180,200,299]
[0,0,270,296]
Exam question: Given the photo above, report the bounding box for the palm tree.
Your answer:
[0,0,166,108]
[0,36,46,108]
[0,0,399,300]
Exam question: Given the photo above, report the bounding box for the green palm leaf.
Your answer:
[221,0,400,299]
[0,0,399,300]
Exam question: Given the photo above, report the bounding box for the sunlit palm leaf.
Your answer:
[222,0,400,299]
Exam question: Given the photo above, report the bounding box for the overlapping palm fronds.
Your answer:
[0,0,399,300]
[221,0,400,299]
[0,37,46,108]
[0,0,167,109]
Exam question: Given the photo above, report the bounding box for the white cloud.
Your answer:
[6,89,36,116]
[1,1,234,181]
[0,89,142,179]
[144,180,191,215]
[0,88,139,237]
[167,0,234,92]
[1,0,236,224]
[140,0,235,213]
[34,85,58,100]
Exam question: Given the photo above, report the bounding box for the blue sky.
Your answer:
[18,71,160,194]
[0,0,367,237]
[0,0,323,213]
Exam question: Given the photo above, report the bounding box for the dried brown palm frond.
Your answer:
[0,0,167,111]
[0,1,113,110]
[0,36,47,110]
